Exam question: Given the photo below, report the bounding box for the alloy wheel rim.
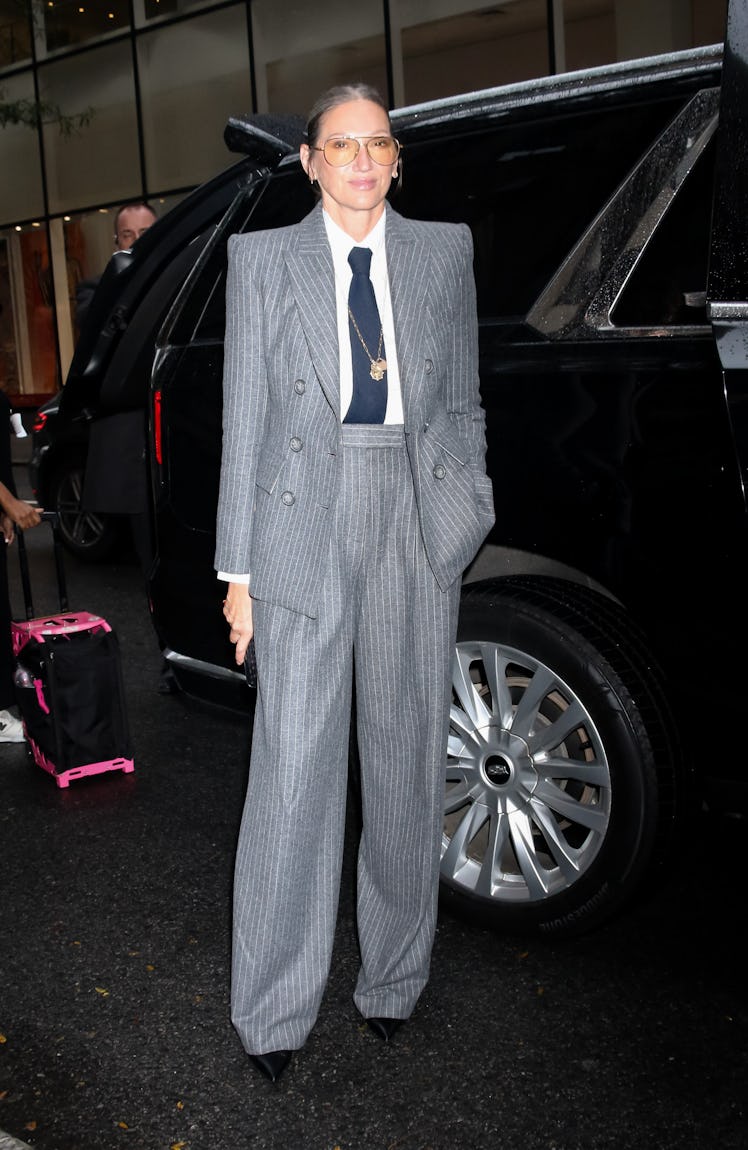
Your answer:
[443,640,612,905]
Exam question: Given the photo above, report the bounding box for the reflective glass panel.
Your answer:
[39,42,140,215]
[0,224,57,398]
[691,0,728,46]
[395,0,549,106]
[0,71,45,224]
[251,0,386,115]
[38,0,130,57]
[138,5,252,189]
[563,0,616,70]
[140,0,216,23]
[613,0,726,61]
[0,234,20,393]
[0,0,32,69]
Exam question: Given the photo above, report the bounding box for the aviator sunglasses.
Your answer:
[311,134,401,167]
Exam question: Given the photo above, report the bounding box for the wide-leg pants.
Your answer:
[231,425,460,1055]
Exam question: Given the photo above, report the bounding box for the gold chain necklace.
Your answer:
[348,306,388,381]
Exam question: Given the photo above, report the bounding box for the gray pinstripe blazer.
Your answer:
[215,202,495,617]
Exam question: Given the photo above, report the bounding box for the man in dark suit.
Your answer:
[79,202,159,579]
[75,202,157,328]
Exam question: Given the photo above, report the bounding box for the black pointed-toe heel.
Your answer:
[249,1050,292,1082]
[366,1017,404,1042]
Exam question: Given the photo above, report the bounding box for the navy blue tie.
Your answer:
[344,246,388,424]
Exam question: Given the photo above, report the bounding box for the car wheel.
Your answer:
[50,463,120,562]
[442,576,681,937]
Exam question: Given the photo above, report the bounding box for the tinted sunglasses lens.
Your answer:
[323,139,359,165]
[321,137,399,166]
[368,137,399,164]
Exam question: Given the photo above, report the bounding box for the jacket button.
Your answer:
[433,464,446,480]
[289,436,303,452]
[294,379,306,394]
[425,359,434,374]
[281,491,295,506]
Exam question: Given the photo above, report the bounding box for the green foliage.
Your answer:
[0,90,94,135]
[0,0,94,134]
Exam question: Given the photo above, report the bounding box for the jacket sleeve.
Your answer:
[214,234,269,575]
[448,226,494,521]
[447,227,488,465]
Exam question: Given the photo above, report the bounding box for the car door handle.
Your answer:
[707,301,748,322]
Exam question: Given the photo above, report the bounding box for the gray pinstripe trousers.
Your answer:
[231,425,460,1055]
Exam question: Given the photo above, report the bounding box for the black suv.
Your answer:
[34,11,748,939]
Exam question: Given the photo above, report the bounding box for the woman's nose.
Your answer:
[353,141,373,171]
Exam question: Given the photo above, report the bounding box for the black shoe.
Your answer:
[366,1017,404,1042]
[249,1050,292,1082]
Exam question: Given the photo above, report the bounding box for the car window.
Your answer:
[170,168,315,346]
[526,86,719,338]
[609,135,715,328]
[394,91,696,322]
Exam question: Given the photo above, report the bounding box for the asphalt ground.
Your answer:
[1,452,747,1150]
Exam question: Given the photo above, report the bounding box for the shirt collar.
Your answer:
[322,208,386,263]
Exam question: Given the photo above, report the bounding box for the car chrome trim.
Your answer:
[162,648,246,682]
[707,301,748,321]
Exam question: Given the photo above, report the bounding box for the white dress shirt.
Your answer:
[219,208,402,585]
[323,209,403,425]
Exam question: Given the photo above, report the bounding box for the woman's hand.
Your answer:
[223,582,254,666]
[4,498,43,536]
[1,512,14,544]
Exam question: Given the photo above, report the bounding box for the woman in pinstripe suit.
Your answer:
[217,83,494,1082]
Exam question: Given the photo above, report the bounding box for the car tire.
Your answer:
[49,462,120,562]
[441,575,681,938]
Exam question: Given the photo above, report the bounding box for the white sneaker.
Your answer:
[0,709,25,743]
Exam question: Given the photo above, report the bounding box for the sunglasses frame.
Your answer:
[310,134,402,168]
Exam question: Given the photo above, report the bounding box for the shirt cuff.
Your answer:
[217,571,250,584]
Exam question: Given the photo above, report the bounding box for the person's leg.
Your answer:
[231,596,353,1054]
[348,429,460,1020]
[231,441,372,1055]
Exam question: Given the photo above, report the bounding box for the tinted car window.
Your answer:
[395,93,700,320]
[610,135,715,327]
[167,170,315,346]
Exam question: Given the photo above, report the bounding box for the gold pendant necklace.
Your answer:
[348,307,387,381]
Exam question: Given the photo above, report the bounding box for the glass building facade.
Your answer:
[0,0,727,404]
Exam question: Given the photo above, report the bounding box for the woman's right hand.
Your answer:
[223,582,254,666]
[8,498,43,532]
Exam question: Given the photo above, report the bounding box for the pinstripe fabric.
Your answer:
[215,204,495,617]
[231,426,460,1054]
[218,202,495,1058]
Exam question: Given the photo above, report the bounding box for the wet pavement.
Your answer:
[1,459,747,1150]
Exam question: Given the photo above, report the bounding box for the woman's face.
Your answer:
[301,98,398,234]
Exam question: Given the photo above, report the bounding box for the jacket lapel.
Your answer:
[284,204,341,416]
[283,204,432,423]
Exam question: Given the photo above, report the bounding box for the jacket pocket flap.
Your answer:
[255,448,286,494]
[424,410,468,464]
